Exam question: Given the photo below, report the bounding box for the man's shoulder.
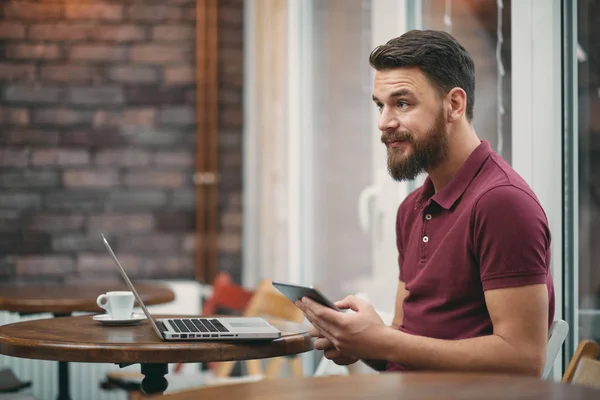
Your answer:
[473,154,546,218]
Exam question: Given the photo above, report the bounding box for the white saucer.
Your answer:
[93,312,146,326]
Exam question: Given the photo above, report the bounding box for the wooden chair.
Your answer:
[562,339,600,389]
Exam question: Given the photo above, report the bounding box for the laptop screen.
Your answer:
[101,234,164,339]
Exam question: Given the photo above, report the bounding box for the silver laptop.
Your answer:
[101,234,281,341]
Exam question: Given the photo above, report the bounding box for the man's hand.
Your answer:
[310,326,358,365]
[296,295,388,359]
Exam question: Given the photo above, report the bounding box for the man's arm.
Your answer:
[361,280,408,371]
[377,284,548,375]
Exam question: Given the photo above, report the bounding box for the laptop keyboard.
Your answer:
[168,318,230,333]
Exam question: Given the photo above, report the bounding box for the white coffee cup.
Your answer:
[96,291,135,320]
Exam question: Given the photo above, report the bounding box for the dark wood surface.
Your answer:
[157,371,600,400]
[0,315,313,364]
[0,282,175,314]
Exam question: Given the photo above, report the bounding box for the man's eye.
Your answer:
[376,103,383,112]
[398,101,408,109]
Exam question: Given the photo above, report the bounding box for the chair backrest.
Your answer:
[201,272,254,316]
[562,339,600,388]
[542,319,569,380]
[243,280,305,323]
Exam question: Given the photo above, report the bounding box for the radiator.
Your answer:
[0,280,205,400]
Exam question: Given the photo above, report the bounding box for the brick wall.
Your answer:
[0,0,244,283]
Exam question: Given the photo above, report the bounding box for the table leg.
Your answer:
[53,313,72,400]
[140,363,169,395]
[57,361,71,400]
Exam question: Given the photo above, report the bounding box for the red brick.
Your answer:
[130,45,191,64]
[0,63,36,81]
[63,170,119,187]
[158,106,195,126]
[6,44,61,60]
[88,214,154,233]
[23,214,85,232]
[0,107,29,125]
[40,64,99,83]
[152,151,194,167]
[78,254,142,274]
[61,130,126,147]
[144,256,194,278]
[88,25,146,42]
[219,29,243,47]
[16,256,74,276]
[0,148,29,166]
[164,66,194,85]
[219,88,242,105]
[0,22,26,39]
[182,234,195,253]
[109,65,158,83]
[118,234,180,253]
[127,5,183,21]
[220,107,243,128]
[218,232,241,252]
[94,149,151,167]
[65,4,123,21]
[93,108,155,128]
[67,86,124,106]
[219,6,243,26]
[221,211,242,229]
[0,129,59,146]
[154,211,195,231]
[31,148,90,166]
[124,171,184,188]
[34,108,94,126]
[4,84,62,104]
[29,23,88,41]
[69,45,127,61]
[152,25,194,41]
[4,3,62,20]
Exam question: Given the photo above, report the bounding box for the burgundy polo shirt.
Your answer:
[387,141,555,371]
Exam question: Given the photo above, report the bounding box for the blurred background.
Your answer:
[0,0,597,398]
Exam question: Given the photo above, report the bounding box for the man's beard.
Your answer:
[383,108,449,182]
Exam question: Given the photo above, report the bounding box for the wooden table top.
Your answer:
[0,314,313,364]
[157,371,600,400]
[0,282,175,314]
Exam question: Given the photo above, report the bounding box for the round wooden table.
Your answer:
[158,371,600,399]
[0,282,175,315]
[0,314,313,396]
[0,281,175,400]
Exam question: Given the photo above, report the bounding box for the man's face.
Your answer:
[372,67,450,182]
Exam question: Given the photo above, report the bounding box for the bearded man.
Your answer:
[296,29,555,376]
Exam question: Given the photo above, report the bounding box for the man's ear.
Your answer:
[446,87,467,122]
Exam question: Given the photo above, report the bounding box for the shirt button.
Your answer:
[425,214,432,220]
[422,236,429,243]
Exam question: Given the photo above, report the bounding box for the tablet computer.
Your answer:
[272,281,341,312]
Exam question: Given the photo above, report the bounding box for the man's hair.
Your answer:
[369,29,475,121]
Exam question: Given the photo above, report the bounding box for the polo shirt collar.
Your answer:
[418,140,492,210]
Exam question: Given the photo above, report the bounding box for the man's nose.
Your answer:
[378,109,400,132]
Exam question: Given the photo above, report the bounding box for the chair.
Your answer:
[0,368,31,393]
[562,339,600,389]
[542,319,569,380]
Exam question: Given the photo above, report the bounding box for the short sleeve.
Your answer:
[471,185,551,291]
